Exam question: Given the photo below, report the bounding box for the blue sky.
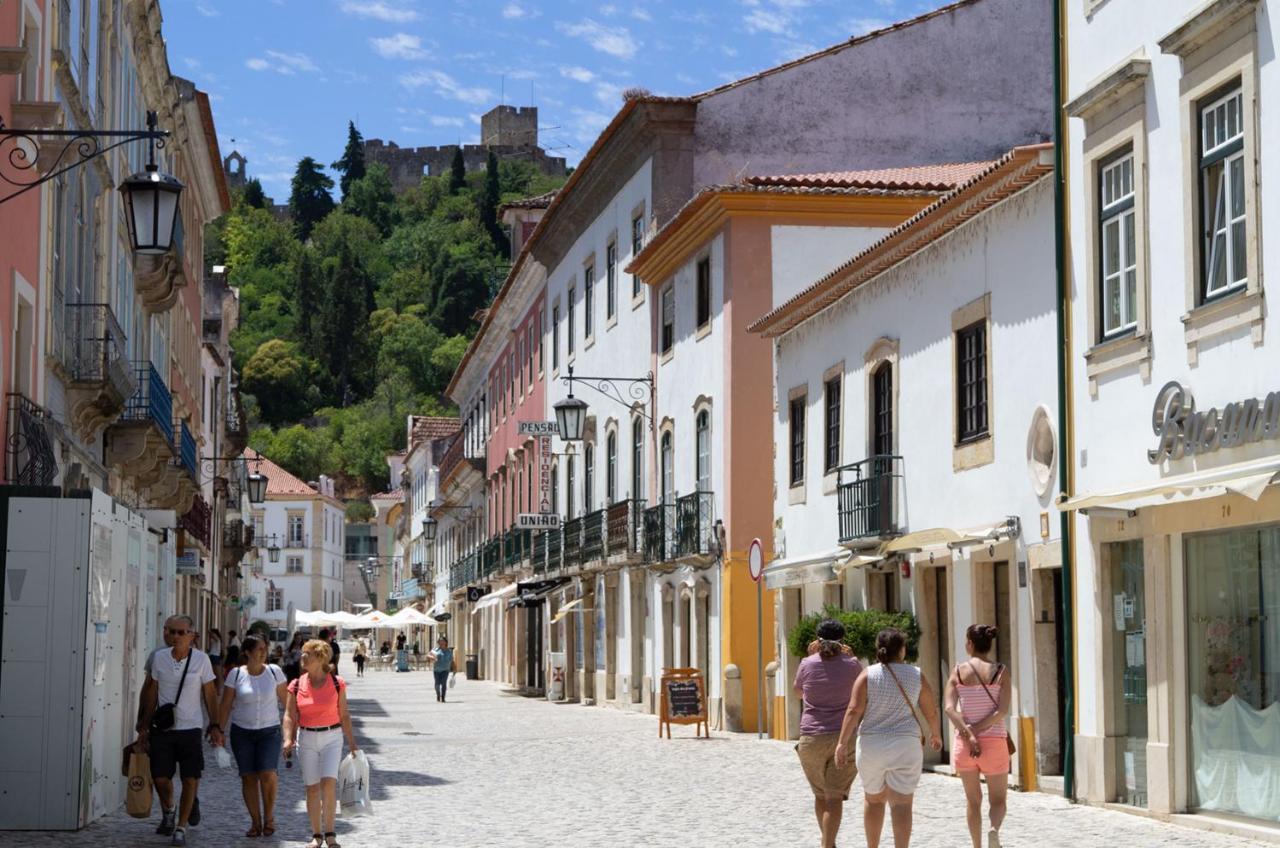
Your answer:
[165,0,941,201]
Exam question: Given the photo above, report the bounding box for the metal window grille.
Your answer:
[789,397,805,486]
[956,322,988,443]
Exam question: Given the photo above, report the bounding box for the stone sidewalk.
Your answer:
[9,671,1270,847]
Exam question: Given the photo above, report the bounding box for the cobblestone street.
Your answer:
[11,672,1269,848]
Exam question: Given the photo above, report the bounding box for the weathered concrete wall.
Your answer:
[693,0,1054,185]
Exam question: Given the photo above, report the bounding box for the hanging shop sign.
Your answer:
[519,421,559,436]
[1149,381,1280,463]
[175,551,200,575]
[517,512,561,530]
[538,434,554,514]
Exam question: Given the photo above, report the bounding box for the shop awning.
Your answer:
[551,598,584,623]
[427,602,448,619]
[1057,455,1280,513]
[472,583,517,614]
[834,552,888,573]
[763,549,851,590]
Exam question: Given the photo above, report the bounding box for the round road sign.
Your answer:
[748,538,764,582]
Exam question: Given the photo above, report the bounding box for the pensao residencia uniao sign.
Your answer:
[1149,380,1280,463]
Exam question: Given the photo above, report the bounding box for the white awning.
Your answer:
[763,549,851,590]
[1058,455,1280,513]
[427,602,448,619]
[551,597,583,623]
[472,583,517,614]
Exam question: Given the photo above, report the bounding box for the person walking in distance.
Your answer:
[319,627,341,675]
[283,640,359,848]
[945,624,1012,848]
[353,637,368,678]
[284,632,306,681]
[217,634,288,838]
[134,615,223,847]
[429,636,455,702]
[794,619,864,848]
[207,628,224,690]
[834,628,942,848]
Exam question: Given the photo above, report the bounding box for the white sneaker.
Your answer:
[989,829,1001,848]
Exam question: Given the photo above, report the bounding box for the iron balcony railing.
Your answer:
[5,393,56,486]
[546,526,563,573]
[607,499,645,557]
[643,503,677,564]
[482,537,502,577]
[222,520,251,550]
[123,361,174,445]
[176,420,198,480]
[179,495,212,549]
[837,455,903,543]
[531,530,548,573]
[563,516,584,568]
[58,303,135,399]
[581,509,606,562]
[676,491,715,557]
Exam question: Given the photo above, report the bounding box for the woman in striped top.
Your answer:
[944,623,1012,848]
[835,628,942,848]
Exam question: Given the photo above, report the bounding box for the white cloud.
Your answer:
[507,68,539,80]
[245,51,320,75]
[431,116,466,127]
[560,65,596,83]
[570,107,612,144]
[778,41,819,61]
[339,0,419,22]
[195,3,218,17]
[399,70,494,104]
[469,113,484,124]
[183,57,202,70]
[556,19,639,60]
[502,2,536,19]
[846,17,892,36]
[600,3,619,14]
[745,8,790,34]
[245,58,271,71]
[370,32,426,59]
[594,81,624,105]
[630,7,652,21]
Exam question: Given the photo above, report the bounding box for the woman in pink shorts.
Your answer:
[945,624,1012,848]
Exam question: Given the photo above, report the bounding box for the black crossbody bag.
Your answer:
[150,651,193,733]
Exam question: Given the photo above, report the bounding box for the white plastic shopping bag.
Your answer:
[215,745,234,770]
[448,672,457,689]
[338,750,374,817]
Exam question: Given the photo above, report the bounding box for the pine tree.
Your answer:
[242,178,267,209]
[295,248,320,356]
[448,146,466,194]
[288,157,335,242]
[319,241,368,404]
[331,120,367,201]
[479,149,508,256]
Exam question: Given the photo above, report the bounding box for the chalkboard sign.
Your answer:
[659,668,707,739]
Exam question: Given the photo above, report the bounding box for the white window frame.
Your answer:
[1198,86,1247,301]
[1099,151,1138,337]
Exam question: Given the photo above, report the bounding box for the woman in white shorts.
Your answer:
[283,639,358,848]
[835,627,942,848]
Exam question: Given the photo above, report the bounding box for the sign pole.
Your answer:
[748,539,765,740]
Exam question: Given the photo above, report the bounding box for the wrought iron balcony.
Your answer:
[676,491,715,557]
[56,303,135,398]
[482,536,502,576]
[5,393,56,486]
[531,530,548,573]
[643,503,677,564]
[837,455,903,543]
[581,509,606,562]
[122,361,174,443]
[546,526,563,573]
[563,516,583,568]
[174,419,198,480]
[179,494,212,550]
[503,528,531,569]
[607,499,645,557]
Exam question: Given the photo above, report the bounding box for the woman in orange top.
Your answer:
[282,639,358,848]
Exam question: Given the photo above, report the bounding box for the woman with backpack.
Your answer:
[944,624,1012,848]
[282,640,359,848]
[217,634,287,838]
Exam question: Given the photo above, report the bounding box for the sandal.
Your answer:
[306,835,324,848]
[261,821,275,837]
[244,824,262,837]
[325,832,341,848]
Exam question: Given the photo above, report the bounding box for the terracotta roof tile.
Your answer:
[410,416,460,446]
[746,161,996,192]
[499,190,558,213]
[370,491,402,501]
[245,448,319,497]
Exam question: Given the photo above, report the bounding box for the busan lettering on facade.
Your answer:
[1149,381,1280,463]
[517,513,561,530]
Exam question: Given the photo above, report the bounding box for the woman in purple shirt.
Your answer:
[794,619,864,848]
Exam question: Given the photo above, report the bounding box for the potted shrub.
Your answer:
[786,605,920,662]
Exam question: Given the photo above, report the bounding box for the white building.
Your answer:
[1061,0,1280,831]
[750,147,1061,786]
[246,450,346,621]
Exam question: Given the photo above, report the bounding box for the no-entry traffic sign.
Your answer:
[748,538,764,582]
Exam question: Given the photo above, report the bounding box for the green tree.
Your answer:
[373,310,443,394]
[318,241,372,403]
[251,423,332,483]
[242,178,267,209]
[294,248,320,357]
[429,334,471,387]
[427,233,493,336]
[288,156,335,241]
[242,340,314,424]
[479,149,508,256]
[377,267,430,313]
[331,120,367,201]
[786,605,921,661]
[345,162,396,237]
[346,500,375,522]
[224,206,296,274]
[448,146,466,194]
[312,211,382,319]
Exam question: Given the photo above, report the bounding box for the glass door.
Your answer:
[1109,540,1147,807]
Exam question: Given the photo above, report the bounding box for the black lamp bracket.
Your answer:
[561,364,655,429]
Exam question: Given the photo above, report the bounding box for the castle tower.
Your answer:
[223,151,247,191]
[480,105,538,149]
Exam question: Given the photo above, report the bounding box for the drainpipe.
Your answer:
[1052,0,1078,803]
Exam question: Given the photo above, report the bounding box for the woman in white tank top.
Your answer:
[835,628,942,848]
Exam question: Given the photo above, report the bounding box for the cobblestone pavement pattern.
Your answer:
[9,672,1267,847]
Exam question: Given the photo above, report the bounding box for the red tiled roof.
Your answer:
[746,161,997,192]
[370,491,402,501]
[410,416,460,447]
[499,190,557,214]
[245,448,318,497]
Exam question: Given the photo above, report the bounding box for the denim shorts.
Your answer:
[229,724,282,775]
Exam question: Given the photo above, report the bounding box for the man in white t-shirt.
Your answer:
[135,615,223,847]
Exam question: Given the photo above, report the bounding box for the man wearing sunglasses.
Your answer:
[135,615,223,847]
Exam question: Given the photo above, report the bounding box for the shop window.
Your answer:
[1186,525,1280,822]
[956,321,988,444]
[789,395,805,487]
[1099,150,1138,337]
[1107,540,1148,808]
[1198,85,1246,302]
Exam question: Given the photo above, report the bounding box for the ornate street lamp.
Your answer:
[247,471,268,505]
[422,516,438,542]
[267,536,281,564]
[555,363,652,442]
[119,163,184,254]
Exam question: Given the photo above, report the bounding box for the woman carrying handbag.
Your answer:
[944,624,1013,848]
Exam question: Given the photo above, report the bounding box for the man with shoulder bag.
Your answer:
[135,615,223,847]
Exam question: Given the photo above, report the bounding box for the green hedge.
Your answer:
[786,605,920,662]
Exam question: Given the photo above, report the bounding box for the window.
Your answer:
[606,242,618,320]
[789,397,805,487]
[660,284,675,355]
[660,432,674,504]
[606,431,617,503]
[267,587,283,612]
[631,417,644,501]
[823,376,841,473]
[552,304,560,370]
[567,286,576,355]
[286,555,303,574]
[872,363,893,456]
[1099,151,1137,337]
[537,311,544,373]
[584,443,595,511]
[584,264,595,340]
[551,460,559,514]
[288,515,305,546]
[566,455,576,518]
[631,210,645,296]
[956,322,989,443]
[517,338,525,396]
[695,411,710,493]
[1199,86,1246,300]
[696,258,711,330]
